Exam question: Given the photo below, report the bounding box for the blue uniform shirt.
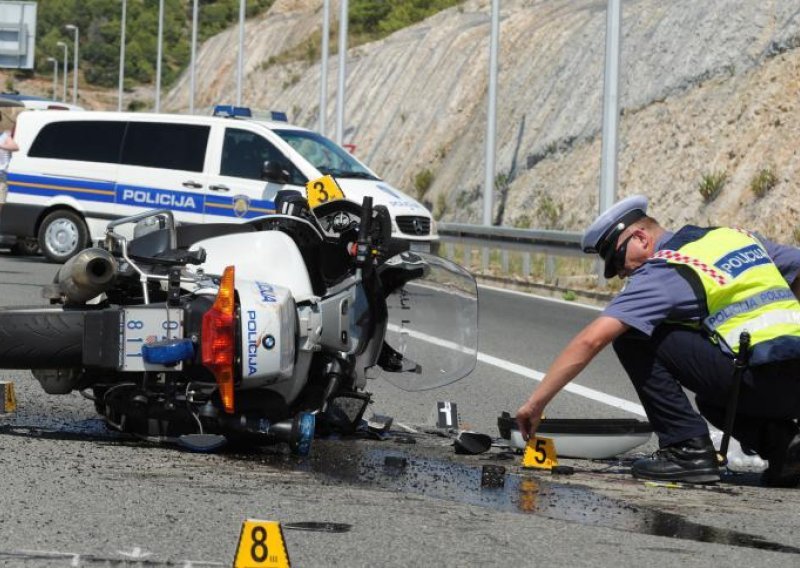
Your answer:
[602,230,800,336]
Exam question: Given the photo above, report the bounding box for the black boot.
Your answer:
[760,421,800,488]
[632,435,720,483]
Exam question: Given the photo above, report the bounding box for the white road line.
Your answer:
[478,283,605,311]
[475,285,645,414]
[477,351,646,417]
[387,322,646,417]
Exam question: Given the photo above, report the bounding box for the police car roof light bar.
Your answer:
[212,104,252,118]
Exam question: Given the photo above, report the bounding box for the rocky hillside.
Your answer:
[148,1,800,241]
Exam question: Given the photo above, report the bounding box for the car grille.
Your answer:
[396,216,431,236]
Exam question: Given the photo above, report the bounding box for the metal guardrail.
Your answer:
[438,223,583,255]
[436,222,607,293]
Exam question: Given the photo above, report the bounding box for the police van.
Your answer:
[1,108,437,262]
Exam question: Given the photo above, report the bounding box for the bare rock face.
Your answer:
[165,0,800,242]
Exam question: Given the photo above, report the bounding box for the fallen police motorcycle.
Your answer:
[0,195,478,454]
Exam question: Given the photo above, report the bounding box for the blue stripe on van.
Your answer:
[8,172,116,203]
[205,194,276,219]
[8,172,276,219]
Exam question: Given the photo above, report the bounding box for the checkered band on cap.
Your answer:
[652,249,728,286]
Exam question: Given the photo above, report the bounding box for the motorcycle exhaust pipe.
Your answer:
[55,248,119,304]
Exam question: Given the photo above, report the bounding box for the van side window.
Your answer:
[221,128,305,184]
[29,121,126,163]
[121,122,209,172]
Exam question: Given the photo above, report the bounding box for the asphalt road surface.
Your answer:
[0,251,798,567]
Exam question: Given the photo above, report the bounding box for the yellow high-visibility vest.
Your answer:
[653,226,800,365]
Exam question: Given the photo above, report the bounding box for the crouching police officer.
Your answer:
[516,195,800,486]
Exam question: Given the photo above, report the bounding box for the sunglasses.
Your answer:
[610,234,634,275]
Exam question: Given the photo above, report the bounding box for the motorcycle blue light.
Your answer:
[142,338,195,365]
[293,412,315,457]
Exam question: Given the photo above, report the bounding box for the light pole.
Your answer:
[236,0,245,106]
[118,0,127,111]
[65,24,79,106]
[319,0,330,135]
[483,0,499,227]
[46,57,58,101]
[56,41,68,102]
[335,0,348,145]
[599,0,622,213]
[155,0,164,112]
[190,0,198,114]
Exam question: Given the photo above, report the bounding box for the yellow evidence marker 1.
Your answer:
[233,519,291,568]
[0,381,16,413]
[306,175,345,208]
[522,436,558,470]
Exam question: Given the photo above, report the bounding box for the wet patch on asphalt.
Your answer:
[4,413,795,555]
[228,442,800,555]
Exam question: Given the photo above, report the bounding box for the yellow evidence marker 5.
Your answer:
[522,436,558,470]
[0,381,16,413]
[234,519,291,568]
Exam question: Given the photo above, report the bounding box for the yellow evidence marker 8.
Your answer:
[233,519,291,568]
[522,436,558,470]
[306,175,345,208]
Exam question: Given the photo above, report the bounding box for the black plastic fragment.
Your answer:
[481,465,506,488]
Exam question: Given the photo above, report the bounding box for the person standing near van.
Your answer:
[0,110,20,204]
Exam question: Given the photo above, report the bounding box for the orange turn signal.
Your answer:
[201,266,236,414]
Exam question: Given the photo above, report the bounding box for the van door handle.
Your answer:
[209,184,230,192]
[182,180,203,189]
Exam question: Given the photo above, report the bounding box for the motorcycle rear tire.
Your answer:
[0,307,85,368]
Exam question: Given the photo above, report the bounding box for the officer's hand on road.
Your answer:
[516,399,545,442]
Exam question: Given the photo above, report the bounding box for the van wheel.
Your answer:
[38,210,89,263]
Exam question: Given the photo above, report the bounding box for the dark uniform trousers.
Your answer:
[613,324,800,454]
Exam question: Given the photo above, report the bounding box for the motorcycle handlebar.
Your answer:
[358,196,373,242]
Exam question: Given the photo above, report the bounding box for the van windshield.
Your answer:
[274,129,379,180]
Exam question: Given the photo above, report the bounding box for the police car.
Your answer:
[1,106,437,262]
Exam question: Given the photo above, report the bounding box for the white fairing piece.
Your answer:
[508,429,652,459]
[192,231,315,302]
[236,277,296,386]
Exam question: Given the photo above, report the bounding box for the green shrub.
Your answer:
[536,194,561,228]
[697,170,727,202]
[750,167,778,198]
[513,214,531,229]
[562,290,577,301]
[413,168,434,198]
[127,99,147,112]
[434,193,447,219]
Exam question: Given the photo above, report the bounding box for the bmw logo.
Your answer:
[262,335,276,350]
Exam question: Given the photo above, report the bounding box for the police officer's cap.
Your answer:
[581,195,648,278]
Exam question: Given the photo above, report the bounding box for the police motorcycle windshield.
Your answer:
[377,251,478,391]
